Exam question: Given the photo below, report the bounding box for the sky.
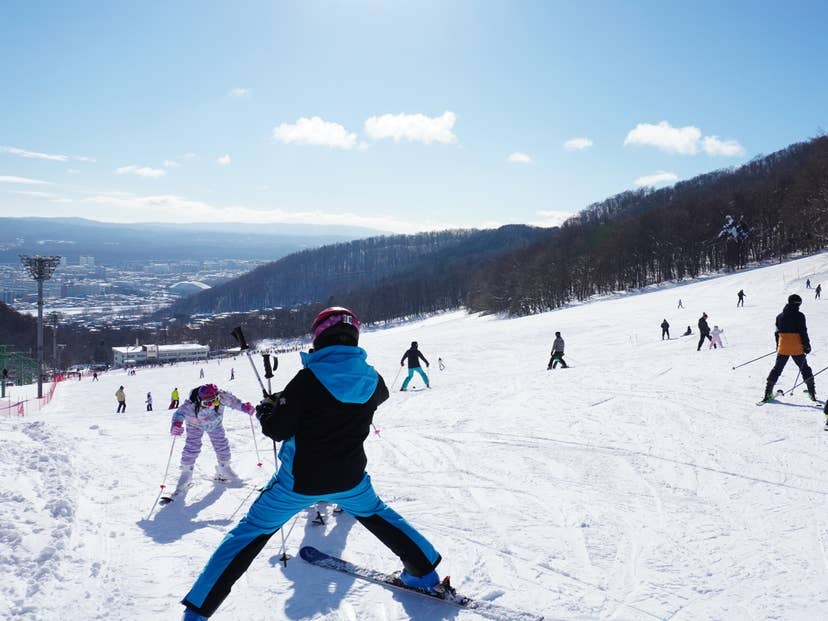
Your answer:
[5,251,828,619]
[1,0,827,234]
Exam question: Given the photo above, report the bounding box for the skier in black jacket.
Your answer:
[400,341,430,391]
[697,313,712,351]
[180,308,443,620]
[661,319,670,340]
[763,294,816,402]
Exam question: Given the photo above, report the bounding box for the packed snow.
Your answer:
[4,253,828,621]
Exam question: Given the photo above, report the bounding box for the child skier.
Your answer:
[169,383,255,495]
[709,326,724,349]
[179,307,443,620]
[399,341,430,390]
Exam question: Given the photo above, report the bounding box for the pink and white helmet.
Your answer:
[197,383,219,402]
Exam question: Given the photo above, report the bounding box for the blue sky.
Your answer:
[1,0,826,233]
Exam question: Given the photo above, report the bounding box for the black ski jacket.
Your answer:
[698,316,710,335]
[258,368,389,494]
[774,304,811,355]
[401,348,429,369]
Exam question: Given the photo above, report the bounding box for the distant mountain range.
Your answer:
[0,217,383,264]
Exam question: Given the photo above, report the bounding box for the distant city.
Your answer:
[1,255,264,328]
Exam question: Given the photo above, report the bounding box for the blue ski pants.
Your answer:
[182,473,441,617]
[401,366,429,390]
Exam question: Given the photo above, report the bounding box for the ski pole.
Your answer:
[389,365,403,390]
[146,436,177,520]
[787,364,828,395]
[230,326,267,396]
[789,369,801,394]
[731,351,776,370]
[262,351,288,562]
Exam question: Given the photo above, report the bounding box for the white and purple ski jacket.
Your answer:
[171,389,247,432]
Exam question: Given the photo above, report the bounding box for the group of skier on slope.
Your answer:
[666,286,824,414]
[150,308,441,620]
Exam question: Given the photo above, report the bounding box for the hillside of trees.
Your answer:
[161,226,552,317]
[467,135,828,315]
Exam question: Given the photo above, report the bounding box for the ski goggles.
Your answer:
[200,397,220,408]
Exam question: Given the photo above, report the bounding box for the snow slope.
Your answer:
[5,253,828,621]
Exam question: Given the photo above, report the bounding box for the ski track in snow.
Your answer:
[5,253,828,619]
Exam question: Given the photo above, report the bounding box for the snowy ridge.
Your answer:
[4,251,828,619]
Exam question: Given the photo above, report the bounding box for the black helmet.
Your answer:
[411,341,418,348]
[788,294,803,305]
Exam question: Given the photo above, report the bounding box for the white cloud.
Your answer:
[702,135,746,157]
[273,116,358,150]
[625,121,701,155]
[364,111,457,144]
[12,190,59,198]
[228,87,251,97]
[507,152,533,164]
[115,165,167,178]
[533,210,575,227]
[624,121,744,157]
[0,145,95,162]
[163,160,181,168]
[0,175,52,185]
[1,145,68,161]
[634,170,679,187]
[79,193,460,234]
[51,197,73,203]
[67,169,81,174]
[563,138,593,151]
[216,154,232,166]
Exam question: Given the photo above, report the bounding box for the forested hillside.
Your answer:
[467,135,828,315]
[161,226,551,316]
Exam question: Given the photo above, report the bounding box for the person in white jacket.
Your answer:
[709,325,724,349]
[169,383,255,495]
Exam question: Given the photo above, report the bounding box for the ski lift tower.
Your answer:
[19,255,61,398]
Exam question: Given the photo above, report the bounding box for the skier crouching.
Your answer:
[170,383,255,494]
[180,307,443,620]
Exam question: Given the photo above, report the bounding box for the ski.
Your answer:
[299,546,544,621]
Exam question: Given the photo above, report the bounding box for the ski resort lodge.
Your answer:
[112,343,209,367]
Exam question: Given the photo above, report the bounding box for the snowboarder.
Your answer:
[762,294,816,402]
[179,307,443,620]
[145,392,153,411]
[115,386,126,413]
[697,313,712,351]
[737,289,746,307]
[400,341,430,390]
[661,319,670,340]
[170,387,179,409]
[682,326,692,336]
[677,299,684,309]
[168,383,256,495]
[709,326,724,349]
[547,332,568,369]
[816,284,822,300]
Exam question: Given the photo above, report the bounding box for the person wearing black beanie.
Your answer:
[762,294,816,402]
